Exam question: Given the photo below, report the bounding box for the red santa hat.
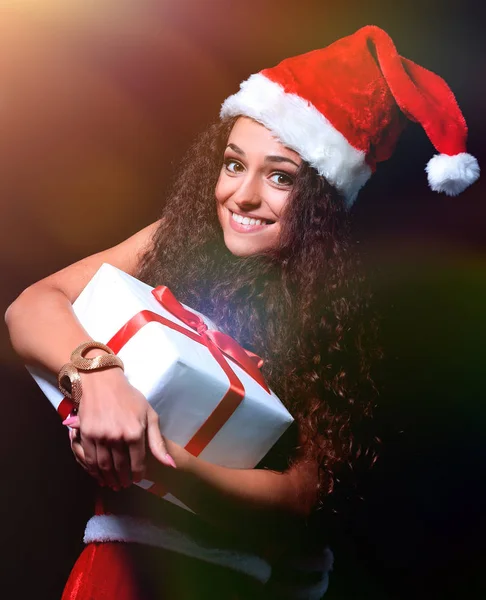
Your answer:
[220,25,479,207]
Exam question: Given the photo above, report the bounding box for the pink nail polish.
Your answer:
[164,454,177,469]
[62,416,78,426]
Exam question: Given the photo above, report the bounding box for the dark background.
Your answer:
[1,1,485,598]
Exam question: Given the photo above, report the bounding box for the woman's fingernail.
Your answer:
[62,416,79,426]
[164,454,177,469]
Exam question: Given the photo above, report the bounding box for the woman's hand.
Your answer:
[65,368,174,490]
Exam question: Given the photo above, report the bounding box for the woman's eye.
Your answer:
[224,159,244,174]
[270,172,294,186]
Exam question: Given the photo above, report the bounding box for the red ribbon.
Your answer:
[59,285,269,465]
[151,286,269,394]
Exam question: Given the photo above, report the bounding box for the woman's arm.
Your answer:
[5,222,158,372]
[5,221,173,489]
[68,414,319,545]
[152,440,319,544]
[7,222,319,544]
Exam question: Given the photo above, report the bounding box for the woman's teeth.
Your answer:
[231,212,269,226]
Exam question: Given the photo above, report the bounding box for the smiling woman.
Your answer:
[216,117,301,256]
[5,24,479,600]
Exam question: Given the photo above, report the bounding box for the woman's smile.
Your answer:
[227,209,276,233]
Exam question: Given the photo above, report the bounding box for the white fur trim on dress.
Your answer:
[426,152,480,196]
[220,73,372,207]
[84,514,271,583]
[266,547,333,600]
[284,546,334,572]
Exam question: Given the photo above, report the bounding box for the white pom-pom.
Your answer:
[426,152,480,196]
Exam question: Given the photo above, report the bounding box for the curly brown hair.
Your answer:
[137,118,380,507]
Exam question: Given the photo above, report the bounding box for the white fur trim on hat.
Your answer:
[220,73,372,207]
[426,152,480,196]
[84,514,272,583]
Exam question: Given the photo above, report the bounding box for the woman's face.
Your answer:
[215,117,302,257]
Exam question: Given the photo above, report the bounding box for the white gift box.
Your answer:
[28,264,293,507]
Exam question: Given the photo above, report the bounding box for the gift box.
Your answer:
[28,264,293,507]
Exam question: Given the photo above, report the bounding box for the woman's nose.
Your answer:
[232,175,262,208]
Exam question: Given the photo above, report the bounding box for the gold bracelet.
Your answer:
[70,341,124,372]
[58,362,83,409]
[57,341,124,409]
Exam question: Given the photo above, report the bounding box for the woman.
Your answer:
[5,25,478,599]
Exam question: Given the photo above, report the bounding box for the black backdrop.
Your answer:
[1,1,485,598]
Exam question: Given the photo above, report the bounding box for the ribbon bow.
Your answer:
[152,286,269,394]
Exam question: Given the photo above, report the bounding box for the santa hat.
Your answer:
[220,25,479,207]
